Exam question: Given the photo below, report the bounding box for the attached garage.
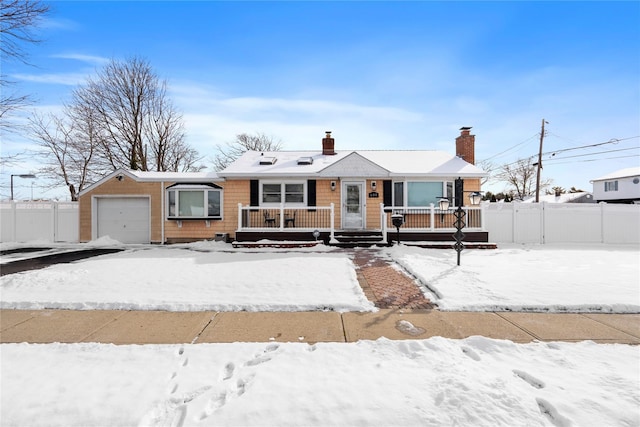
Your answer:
[94,197,150,244]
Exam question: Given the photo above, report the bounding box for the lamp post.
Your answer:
[391,213,404,245]
[10,174,36,201]
[439,178,482,266]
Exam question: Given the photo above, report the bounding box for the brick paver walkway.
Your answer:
[351,250,434,309]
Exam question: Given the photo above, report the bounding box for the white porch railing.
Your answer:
[238,202,483,235]
[238,203,336,241]
[382,204,485,231]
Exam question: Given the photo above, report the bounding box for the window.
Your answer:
[262,184,281,203]
[393,181,453,207]
[393,182,404,206]
[604,181,618,192]
[167,184,222,219]
[261,182,306,205]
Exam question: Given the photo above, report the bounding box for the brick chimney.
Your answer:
[322,131,336,155]
[455,127,475,164]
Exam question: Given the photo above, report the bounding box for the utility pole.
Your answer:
[535,119,547,203]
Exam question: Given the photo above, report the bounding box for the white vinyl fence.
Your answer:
[0,201,79,243]
[483,202,640,244]
[1,201,638,245]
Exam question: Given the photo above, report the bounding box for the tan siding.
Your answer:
[78,176,162,243]
[365,179,384,229]
[462,178,481,206]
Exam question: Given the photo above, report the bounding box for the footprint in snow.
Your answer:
[461,346,481,361]
[536,398,572,427]
[222,362,235,381]
[513,369,545,389]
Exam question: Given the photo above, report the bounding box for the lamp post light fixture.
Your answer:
[10,174,36,201]
[439,178,482,266]
[438,197,450,222]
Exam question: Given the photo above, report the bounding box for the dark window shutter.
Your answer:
[307,180,316,208]
[383,180,392,206]
[250,180,259,206]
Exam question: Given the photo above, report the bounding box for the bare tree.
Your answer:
[29,105,106,201]
[145,81,203,172]
[0,0,50,132]
[71,56,201,172]
[496,158,551,201]
[477,159,496,187]
[213,132,283,171]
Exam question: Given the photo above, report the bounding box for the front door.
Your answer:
[342,181,364,229]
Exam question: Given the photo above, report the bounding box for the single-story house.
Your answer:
[591,167,640,204]
[78,127,488,245]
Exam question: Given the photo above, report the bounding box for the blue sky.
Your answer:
[2,1,639,200]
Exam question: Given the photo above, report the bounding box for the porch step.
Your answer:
[332,231,388,248]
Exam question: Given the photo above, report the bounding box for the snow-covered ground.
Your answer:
[1,239,638,313]
[1,338,638,427]
[0,243,373,312]
[391,243,640,313]
[1,240,639,426]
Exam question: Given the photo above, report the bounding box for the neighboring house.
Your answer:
[521,191,595,204]
[78,128,488,244]
[591,167,640,204]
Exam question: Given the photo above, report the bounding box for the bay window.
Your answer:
[167,184,223,219]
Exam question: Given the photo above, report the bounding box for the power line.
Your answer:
[542,154,640,166]
[544,146,640,162]
[495,135,639,169]
[543,135,639,157]
[479,134,539,163]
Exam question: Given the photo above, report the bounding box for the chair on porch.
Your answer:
[264,211,276,226]
[284,211,296,228]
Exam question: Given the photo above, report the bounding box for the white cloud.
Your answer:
[10,72,87,86]
[50,53,110,66]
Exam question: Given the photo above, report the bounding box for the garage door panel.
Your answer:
[96,198,150,244]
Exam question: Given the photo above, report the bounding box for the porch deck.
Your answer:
[235,203,488,245]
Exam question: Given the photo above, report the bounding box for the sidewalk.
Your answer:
[1,309,639,345]
[1,247,639,345]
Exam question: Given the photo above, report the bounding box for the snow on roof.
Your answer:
[219,150,487,178]
[591,167,640,182]
[78,169,221,197]
[128,170,220,181]
[521,192,593,203]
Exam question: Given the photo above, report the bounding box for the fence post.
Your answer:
[380,203,387,245]
[11,201,17,242]
[430,203,435,230]
[600,202,606,243]
[541,202,546,244]
[279,203,285,230]
[53,202,58,242]
[330,203,335,242]
[237,203,243,230]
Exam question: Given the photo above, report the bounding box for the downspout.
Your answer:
[161,181,165,244]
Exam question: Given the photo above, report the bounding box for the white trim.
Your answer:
[341,180,366,229]
[259,180,307,207]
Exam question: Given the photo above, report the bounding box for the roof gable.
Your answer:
[319,152,389,177]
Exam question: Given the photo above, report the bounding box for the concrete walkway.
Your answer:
[1,309,639,345]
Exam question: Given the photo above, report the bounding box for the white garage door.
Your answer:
[96,197,150,244]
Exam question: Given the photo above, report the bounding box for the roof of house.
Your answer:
[218,150,487,178]
[591,167,640,182]
[79,168,221,197]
